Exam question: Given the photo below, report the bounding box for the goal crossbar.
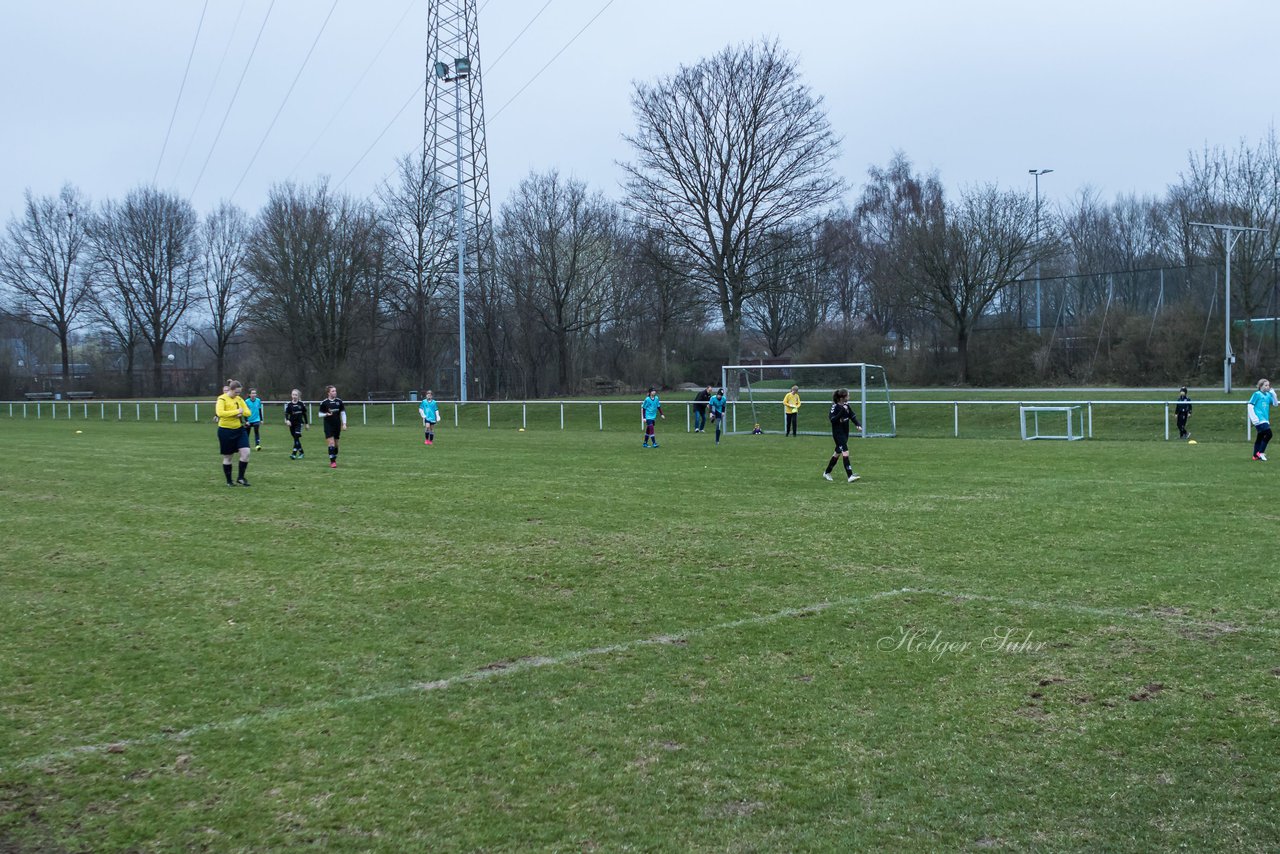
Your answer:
[719,362,895,438]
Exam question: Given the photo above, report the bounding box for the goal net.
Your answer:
[718,363,895,438]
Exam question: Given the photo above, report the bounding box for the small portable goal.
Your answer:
[1020,405,1085,441]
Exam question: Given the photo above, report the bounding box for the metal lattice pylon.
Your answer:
[424,0,496,400]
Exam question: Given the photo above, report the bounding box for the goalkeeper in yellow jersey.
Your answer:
[783,385,802,436]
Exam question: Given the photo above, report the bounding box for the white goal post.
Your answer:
[1020,405,1085,441]
[718,362,895,438]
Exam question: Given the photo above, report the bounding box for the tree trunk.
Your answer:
[557,332,571,395]
[956,325,971,385]
[59,326,71,385]
[152,342,165,396]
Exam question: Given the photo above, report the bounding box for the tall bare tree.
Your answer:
[854,153,946,349]
[0,185,94,383]
[743,226,825,357]
[498,170,622,394]
[377,154,452,390]
[1177,130,1280,366]
[906,184,1051,383]
[619,226,707,387]
[198,202,251,384]
[246,180,382,383]
[91,187,200,394]
[88,285,142,396]
[813,208,863,330]
[622,39,843,361]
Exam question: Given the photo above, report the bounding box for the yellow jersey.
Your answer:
[783,392,802,414]
[216,394,249,429]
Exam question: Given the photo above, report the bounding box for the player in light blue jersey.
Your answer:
[708,388,727,445]
[419,390,440,446]
[1248,378,1278,461]
[245,388,264,450]
[641,387,665,447]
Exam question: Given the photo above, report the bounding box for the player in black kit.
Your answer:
[283,388,310,459]
[823,388,862,483]
[319,385,347,468]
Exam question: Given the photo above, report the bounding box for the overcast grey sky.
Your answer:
[3,0,1277,224]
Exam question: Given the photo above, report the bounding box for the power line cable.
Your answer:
[230,0,340,201]
[191,0,278,199]
[153,0,211,185]
[490,0,617,121]
[486,0,553,72]
[171,0,248,187]
[336,82,425,190]
[288,0,418,181]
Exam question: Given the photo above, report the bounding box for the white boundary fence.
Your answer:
[0,398,1257,440]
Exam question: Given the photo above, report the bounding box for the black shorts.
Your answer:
[289,423,304,438]
[323,419,343,439]
[218,426,249,455]
[832,435,849,453]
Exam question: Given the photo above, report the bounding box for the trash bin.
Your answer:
[54,392,62,401]
[409,391,419,402]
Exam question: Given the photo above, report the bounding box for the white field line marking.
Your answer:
[8,588,915,772]
[899,587,1280,637]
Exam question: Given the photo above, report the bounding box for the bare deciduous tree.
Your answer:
[906,184,1051,383]
[378,154,452,390]
[88,285,142,396]
[622,39,843,361]
[854,154,946,350]
[743,227,824,357]
[1177,130,1280,367]
[91,187,200,394]
[622,226,708,387]
[0,185,94,383]
[246,180,382,383]
[498,170,622,394]
[198,202,251,384]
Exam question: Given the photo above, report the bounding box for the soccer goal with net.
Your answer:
[718,362,895,438]
[1019,405,1086,441]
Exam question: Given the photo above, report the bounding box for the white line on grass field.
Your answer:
[8,588,915,772]
[10,585,1275,771]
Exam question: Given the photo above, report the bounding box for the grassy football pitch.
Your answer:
[2,415,1278,851]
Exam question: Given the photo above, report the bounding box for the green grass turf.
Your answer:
[1,414,1278,851]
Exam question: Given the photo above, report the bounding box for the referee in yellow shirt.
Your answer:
[783,385,802,436]
[216,379,253,486]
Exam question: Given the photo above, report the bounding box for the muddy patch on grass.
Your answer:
[0,780,72,854]
[1129,682,1166,702]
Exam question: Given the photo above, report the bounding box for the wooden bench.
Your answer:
[365,391,406,401]
[65,391,95,400]
[23,392,54,400]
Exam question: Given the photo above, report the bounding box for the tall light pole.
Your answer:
[1190,221,1268,393]
[1029,169,1053,334]
[435,57,471,401]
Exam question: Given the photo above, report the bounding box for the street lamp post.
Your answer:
[1029,169,1053,334]
[435,57,472,401]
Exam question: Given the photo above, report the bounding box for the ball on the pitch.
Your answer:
[518,427,525,432]
[1187,439,1197,445]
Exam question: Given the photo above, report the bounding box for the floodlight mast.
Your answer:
[1189,221,1269,393]
[426,0,493,402]
[1029,169,1053,334]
